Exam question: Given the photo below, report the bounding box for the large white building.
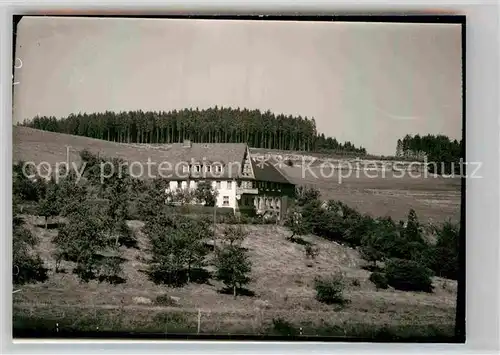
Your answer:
[162,140,295,220]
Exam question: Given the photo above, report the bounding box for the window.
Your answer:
[223,196,229,206]
[216,181,221,189]
[182,165,189,173]
[195,165,201,173]
[215,165,222,173]
[176,181,181,189]
[206,165,211,172]
[227,181,232,189]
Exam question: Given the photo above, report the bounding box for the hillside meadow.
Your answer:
[13,217,457,337]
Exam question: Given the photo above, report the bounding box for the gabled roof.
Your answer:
[154,142,247,180]
[250,158,293,185]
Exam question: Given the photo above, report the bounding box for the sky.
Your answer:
[13,17,463,156]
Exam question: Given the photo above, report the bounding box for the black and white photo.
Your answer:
[11,15,465,341]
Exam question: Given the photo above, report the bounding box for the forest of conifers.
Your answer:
[20,106,463,168]
[395,134,463,161]
[20,107,366,155]
[395,134,463,175]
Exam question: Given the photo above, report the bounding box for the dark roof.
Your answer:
[250,158,293,185]
[145,142,247,180]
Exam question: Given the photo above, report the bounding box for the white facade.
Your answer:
[166,179,238,209]
[214,180,237,209]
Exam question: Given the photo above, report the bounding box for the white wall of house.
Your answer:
[214,180,237,209]
[166,179,237,210]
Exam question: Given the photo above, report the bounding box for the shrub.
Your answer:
[385,258,434,293]
[314,274,347,305]
[272,317,297,336]
[13,253,48,285]
[193,180,218,206]
[431,221,460,280]
[304,244,319,259]
[155,294,179,307]
[369,272,389,290]
[295,186,321,207]
[13,202,49,285]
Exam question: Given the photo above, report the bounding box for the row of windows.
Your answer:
[169,180,282,191]
[182,164,223,174]
[241,196,281,210]
[170,180,234,190]
[257,181,282,190]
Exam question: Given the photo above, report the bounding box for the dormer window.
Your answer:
[215,165,222,173]
[206,165,212,173]
[195,165,201,173]
[182,165,189,174]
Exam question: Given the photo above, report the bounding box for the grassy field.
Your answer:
[280,165,461,224]
[13,217,457,337]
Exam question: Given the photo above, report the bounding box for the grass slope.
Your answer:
[13,216,457,337]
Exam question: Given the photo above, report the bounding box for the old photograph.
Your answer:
[12,16,465,341]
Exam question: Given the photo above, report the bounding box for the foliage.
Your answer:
[295,186,321,207]
[194,180,218,206]
[154,294,179,307]
[37,178,62,227]
[359,218,399,266]
[58,171,90,217]
[369,272,389,290]
[360,237,386,267]
[314,274,347,305]
[53,200,124,282]
[271,318,298,336]
[402,209,423,242]
[431,221,460,280]
[13,162,46,202]
[22,107,366,155]
[214,244,252,298]
[385,258,434,293]
[145,213,211,286]
[304,244,319,260]
[395,134,463,175]
[13,200,48,285]
[284,207,311,241]
[291,193,445,281]
[222,224,247,246]
[137,179,169,222]
[342,214,376,247]
[103,175,134,247]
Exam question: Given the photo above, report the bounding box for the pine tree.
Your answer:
[404,209,423,242]
[395,139,403,157]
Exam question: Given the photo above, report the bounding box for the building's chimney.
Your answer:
[182,139,192,148]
